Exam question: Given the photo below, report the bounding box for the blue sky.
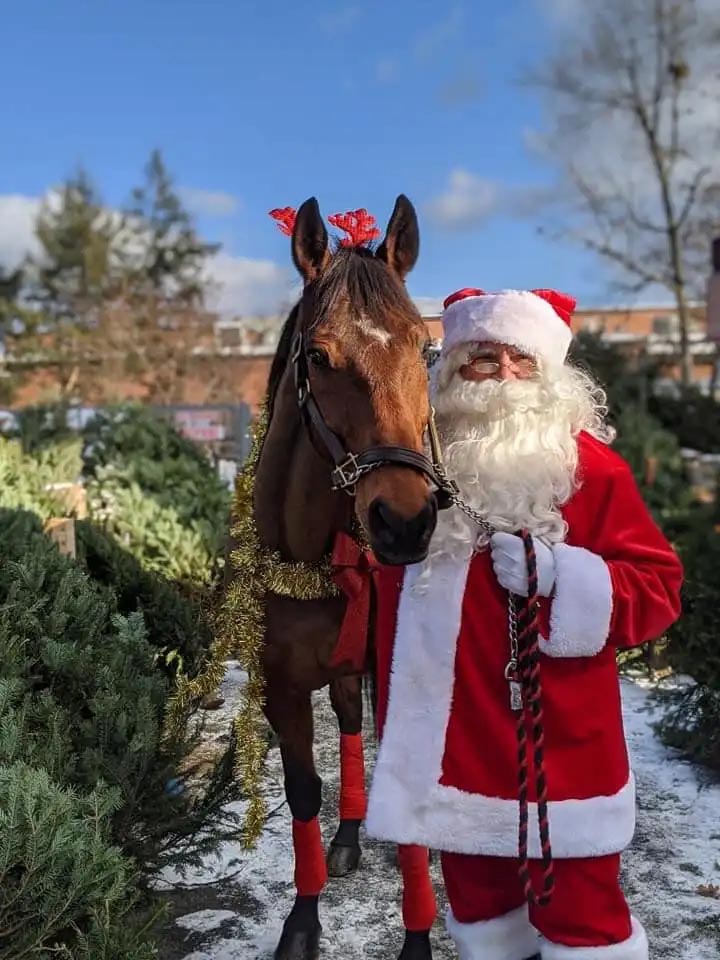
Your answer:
[0,0,615,315]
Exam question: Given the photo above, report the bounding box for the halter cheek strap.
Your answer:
[291,330,450,498]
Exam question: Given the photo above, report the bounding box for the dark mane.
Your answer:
[266,304,299,420]
[312,247,418,331]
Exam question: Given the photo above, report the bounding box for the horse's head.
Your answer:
[290,195,437,565]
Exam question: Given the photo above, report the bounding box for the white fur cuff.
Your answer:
[542,543,613,658]
[447,905,539,960]
[540,917,648,960]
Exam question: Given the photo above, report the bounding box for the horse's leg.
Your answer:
[326,674,365,877]
[397,845,436,960]
[266,685,325,960]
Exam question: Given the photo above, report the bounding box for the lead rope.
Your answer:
[510,532,555,907]
[431,440,554,906]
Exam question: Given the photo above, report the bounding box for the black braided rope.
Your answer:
[515,528,555,907]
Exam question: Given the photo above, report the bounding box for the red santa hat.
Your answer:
[441,287,577,370]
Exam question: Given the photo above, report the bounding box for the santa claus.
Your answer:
[365,287,683,960]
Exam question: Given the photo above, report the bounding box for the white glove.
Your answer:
[490,532,556,598]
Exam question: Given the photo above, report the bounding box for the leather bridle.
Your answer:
[291,328,452,504]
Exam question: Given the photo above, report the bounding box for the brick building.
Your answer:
[4,300,717,416]
[424,301,716,395]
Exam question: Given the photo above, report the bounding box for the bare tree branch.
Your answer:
[677,167,711,228]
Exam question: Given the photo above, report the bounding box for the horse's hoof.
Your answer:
[274,928,321,960]
[274,896,321,960]
[326,841,362,877]
[398,930,432,960]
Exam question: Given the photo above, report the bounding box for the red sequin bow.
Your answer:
[329,532,380,672]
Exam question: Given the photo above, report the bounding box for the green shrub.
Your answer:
[666,515,720,690]
[0,512,240,876]
[649,390,720,453]
[87,466,221,586]
[655,512,720,771]
[655,685,720,772]
[0,762,155,960]
[82,404,230,564]
[611,407,694,523]
[75,517,212,679]
[0,437,82,517]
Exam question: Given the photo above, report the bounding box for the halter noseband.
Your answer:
[291,329,450,501]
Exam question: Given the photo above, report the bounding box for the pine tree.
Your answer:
[125,149,219,306]
[0,762,155,960]
[0,510,241,878]
[30,169,122,318]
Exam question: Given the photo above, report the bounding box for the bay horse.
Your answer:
[252,196,438,960]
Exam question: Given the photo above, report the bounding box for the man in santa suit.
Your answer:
[365,288,683,960]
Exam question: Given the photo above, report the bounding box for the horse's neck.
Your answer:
[254,376,351,563]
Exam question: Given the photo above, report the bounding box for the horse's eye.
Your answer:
[307,347,331,369]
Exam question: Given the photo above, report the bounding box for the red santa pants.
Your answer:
[442,852,633,951]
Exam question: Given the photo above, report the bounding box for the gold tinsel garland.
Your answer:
[164,399,339,847]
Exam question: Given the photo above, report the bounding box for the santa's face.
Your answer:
[456,341,538,384]
[426,341,585,563]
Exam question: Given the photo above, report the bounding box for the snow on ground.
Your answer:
[621,678,720,959]
[157,669,720,960]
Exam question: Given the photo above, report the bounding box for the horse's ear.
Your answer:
[376,194,419,280]
[292,197,331,284]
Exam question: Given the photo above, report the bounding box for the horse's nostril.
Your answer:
[369,497,437,544]
[370,498,406,538]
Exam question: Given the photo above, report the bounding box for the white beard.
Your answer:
[425,356,613,572]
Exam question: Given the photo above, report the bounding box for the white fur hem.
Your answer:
[541,917,648,960]
[543,543,613,658]
[442,290,573,370]
[447,905,539,960]
[366,774,636,858]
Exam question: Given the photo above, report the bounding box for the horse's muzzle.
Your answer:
[367,494,438,566]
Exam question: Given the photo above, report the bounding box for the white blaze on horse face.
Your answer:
[357,312,392,346]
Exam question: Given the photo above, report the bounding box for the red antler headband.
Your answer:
[327,209,381,248]
[268,205,381,248]
[269,207,297,236]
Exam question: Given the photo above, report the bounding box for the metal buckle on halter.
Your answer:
[331,453,364,492]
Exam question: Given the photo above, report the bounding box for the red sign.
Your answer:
[173,410,227,442]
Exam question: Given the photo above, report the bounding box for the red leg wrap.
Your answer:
[339,733,367,820]
[399,844,437,932]
[292,818,327,896]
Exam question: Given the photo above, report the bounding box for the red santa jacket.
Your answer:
[365,432,683,859]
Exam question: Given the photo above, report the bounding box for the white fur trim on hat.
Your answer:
[540,917,649,960]
[442,290,573,369]
[447,905,539,960]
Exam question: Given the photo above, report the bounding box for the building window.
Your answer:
[652,314,675,336]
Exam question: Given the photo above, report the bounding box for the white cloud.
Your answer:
[178,187,239,218]
[0,194,42,269]
[376,58,400,84]
[426,169,500,230]
[206,252,294,317]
